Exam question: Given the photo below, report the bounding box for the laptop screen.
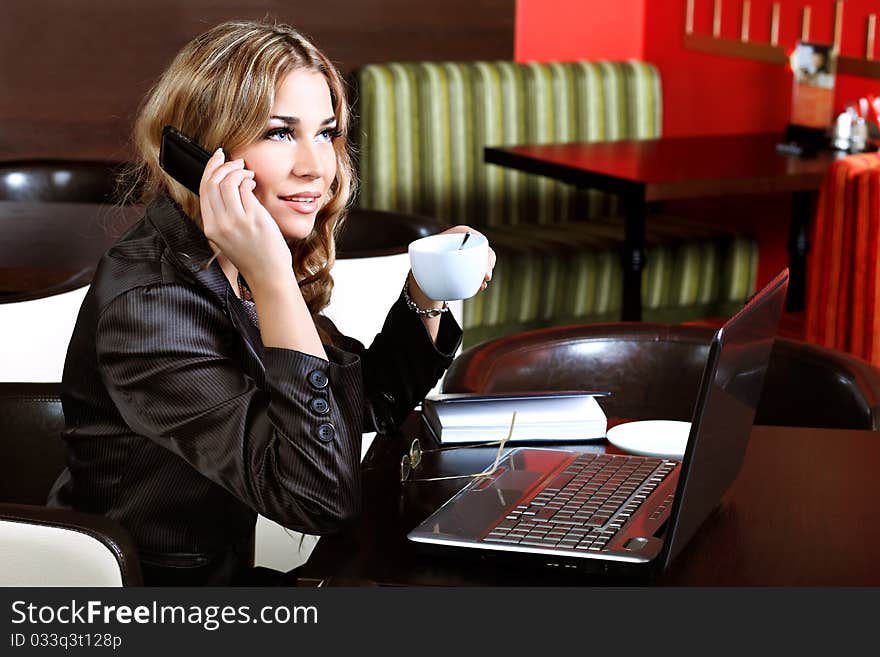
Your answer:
[661,269,788,568]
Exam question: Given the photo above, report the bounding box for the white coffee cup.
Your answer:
[408,232,489,301]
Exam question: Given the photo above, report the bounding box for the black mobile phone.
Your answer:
[159,125,214,195]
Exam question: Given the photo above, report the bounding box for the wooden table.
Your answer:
[299,414,880,586]
[484,133,842,320]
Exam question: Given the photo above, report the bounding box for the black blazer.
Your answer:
[48,196,461,585]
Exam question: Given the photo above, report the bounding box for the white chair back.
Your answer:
[323,252,463,346]
[0,285,88,382]
[0,518,124,586]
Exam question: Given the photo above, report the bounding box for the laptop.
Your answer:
[408,269,789,576]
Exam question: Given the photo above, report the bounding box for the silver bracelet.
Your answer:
[403,281,449,318]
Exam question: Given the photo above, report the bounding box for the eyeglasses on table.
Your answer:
[400,412,517,483]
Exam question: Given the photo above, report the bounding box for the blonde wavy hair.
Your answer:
[124,19,355,314]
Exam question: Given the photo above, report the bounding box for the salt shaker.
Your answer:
[833,112,853,151]
[851,117,869,152]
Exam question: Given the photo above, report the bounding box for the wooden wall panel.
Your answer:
[0,0,514,160]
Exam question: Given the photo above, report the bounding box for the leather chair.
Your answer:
[0,159,125,203]
[0,162,446,250]
[0,164,109,382]
[0,382,143,585]
[0,163,456,377]
[1,162,460,575]
[336,207,449,258]
[0,160,137,305]
[442,323,880,430]
[0,383,67,505]
[0,161,446,301]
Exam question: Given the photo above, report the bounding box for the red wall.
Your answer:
[515,0,645,62]
[516,0,880,137]
[515,0,880,294]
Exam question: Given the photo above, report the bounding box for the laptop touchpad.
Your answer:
[409,449,573,541]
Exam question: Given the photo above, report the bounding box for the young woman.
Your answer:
[48,20,494,585]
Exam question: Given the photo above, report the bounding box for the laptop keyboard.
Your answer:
[483,453,677,552]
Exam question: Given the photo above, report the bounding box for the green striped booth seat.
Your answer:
[354,60,757,345]
[466,219,757,346]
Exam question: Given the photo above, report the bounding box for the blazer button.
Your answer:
[317,423,336,442]
[310,397,330,414]
[308,370,329,389]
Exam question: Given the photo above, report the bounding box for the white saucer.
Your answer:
[605,420,691,459]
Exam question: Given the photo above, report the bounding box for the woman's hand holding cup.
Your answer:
[407,225,496,303]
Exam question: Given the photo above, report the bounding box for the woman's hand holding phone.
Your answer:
[199,148,294,290]
[198,148,327,360]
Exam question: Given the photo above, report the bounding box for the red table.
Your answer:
[484,133,842,320]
